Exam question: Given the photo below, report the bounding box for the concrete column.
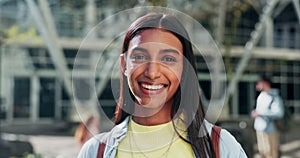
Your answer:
[232,82,239,118]
[30,75,39,122]
[55,77,62,119]
[214,0,227,44]
[4,77,13,123]
[85,0,96,35]
[264,17,274,48]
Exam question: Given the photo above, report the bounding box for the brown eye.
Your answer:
[161,56,177,63]
[130,54,150,63]
[133,55,146,60]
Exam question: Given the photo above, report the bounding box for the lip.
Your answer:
[138,82,167,95]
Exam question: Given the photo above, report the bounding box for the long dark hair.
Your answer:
[114,13,216,158]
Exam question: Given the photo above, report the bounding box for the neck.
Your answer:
[132,103,172,126]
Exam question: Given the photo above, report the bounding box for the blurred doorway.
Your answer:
[13,78,30,118]
[39,78,55,118]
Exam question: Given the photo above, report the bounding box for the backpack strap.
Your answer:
[97,142,106,158]
[267,92,275,109]
[97,134,108,158]
[211,125,221,158]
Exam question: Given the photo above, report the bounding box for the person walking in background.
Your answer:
[78,13,247,158]
[251,76,284,158]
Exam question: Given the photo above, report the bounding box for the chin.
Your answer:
[133,103,165,117]
[137,101,165,109]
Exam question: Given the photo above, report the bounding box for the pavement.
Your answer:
[0,121,80,158]
[28,135,80,158]
[1,133,80,158]
[1,120,300,158]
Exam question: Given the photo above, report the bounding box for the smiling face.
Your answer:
[124,29,183,114]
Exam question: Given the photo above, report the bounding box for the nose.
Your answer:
[144,62,161,79]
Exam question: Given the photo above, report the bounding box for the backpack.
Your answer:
[268,93,291,133]
[97,125,222,158]
[275,104,291,133]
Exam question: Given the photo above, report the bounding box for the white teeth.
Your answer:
[141,83,164,90]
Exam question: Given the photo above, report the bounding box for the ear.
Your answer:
[120,54,126,76]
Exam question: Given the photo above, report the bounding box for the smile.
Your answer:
[140,83,165,90]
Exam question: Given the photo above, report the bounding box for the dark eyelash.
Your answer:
[163,56,176,62]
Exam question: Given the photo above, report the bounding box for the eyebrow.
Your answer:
[131,47,180,55]
[131,47,148,53]
[159,49,180,55]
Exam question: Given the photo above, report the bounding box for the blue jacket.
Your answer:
[78,117,247,158]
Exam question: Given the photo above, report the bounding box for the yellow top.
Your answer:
[115,117,194,158]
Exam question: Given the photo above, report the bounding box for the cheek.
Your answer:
[126,61,135,71]
[169,67,183,87]
[174,65,183,80]
[126,67,143,90]
[127,71,137,88]
[174,72,182,83]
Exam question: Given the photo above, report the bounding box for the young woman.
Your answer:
[78,13,247,158]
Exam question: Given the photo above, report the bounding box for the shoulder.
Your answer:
[205,121,248,158]
[78,117,130,158]
[219,129,247,157]
[78,132,108,158]
[258,91,272,99]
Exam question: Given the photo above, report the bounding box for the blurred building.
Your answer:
[0,0,299,125]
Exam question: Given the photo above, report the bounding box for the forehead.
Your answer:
[128,29,183,53]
